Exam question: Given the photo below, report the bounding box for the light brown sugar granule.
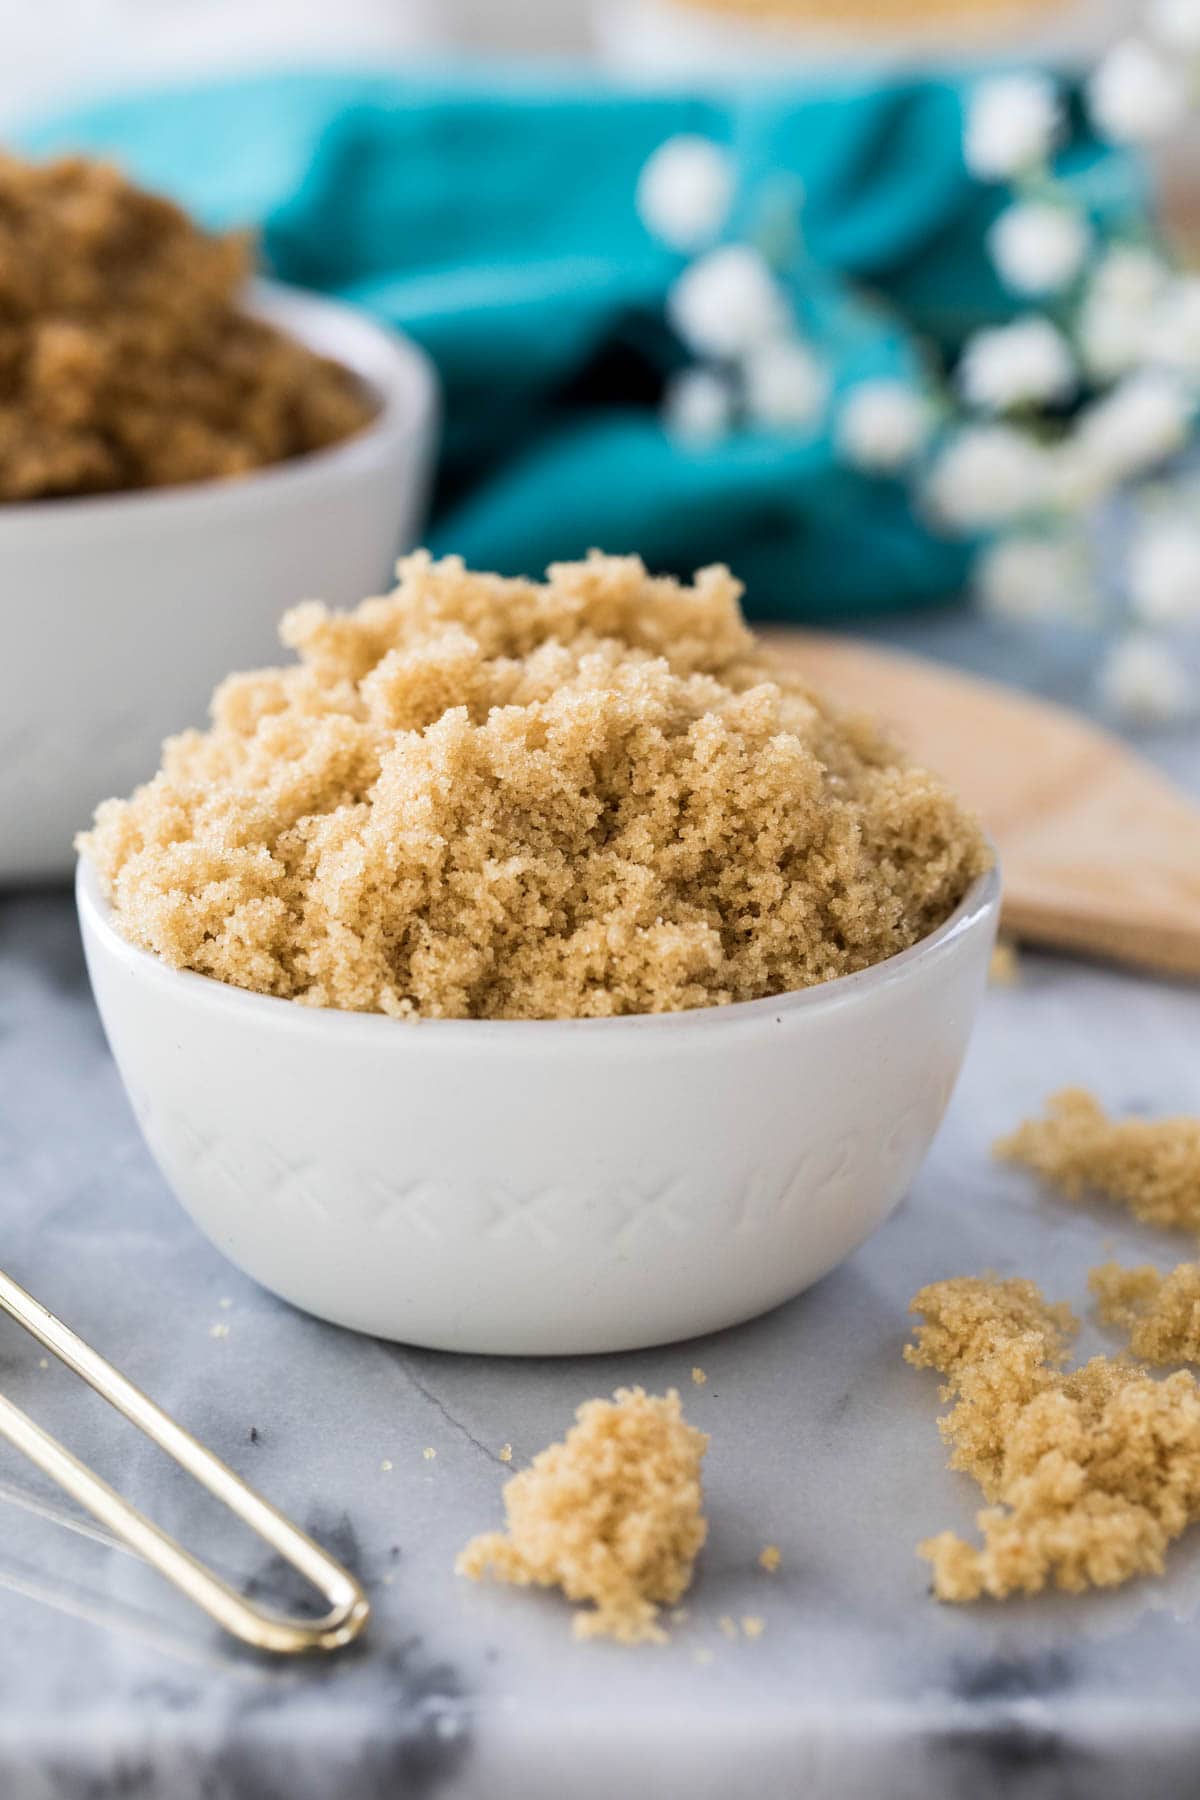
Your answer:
[907,1276,1200,1602]
[758,1544,781,1572]
[82,553,988,1020]
[455,1387,708,1644]
[0,153,373,502]
[995,1090,1200,1233]
[1091,1261,1200,1364]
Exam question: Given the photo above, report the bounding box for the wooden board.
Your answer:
[765,628,1200,980]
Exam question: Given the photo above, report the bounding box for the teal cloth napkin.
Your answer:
[22,70,1134,620]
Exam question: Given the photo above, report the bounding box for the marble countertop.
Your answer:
[1,620,1199,1800]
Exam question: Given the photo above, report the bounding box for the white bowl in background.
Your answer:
[78,856,1000,1356]
[1,281,438,884]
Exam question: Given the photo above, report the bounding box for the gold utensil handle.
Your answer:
[0,1267,369,1654]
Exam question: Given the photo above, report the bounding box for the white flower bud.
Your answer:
[1098,632,1197,723]
[1079,249,1168,379]
[667,245,789,360]
[743,337,828,431]
[1129,517,1200,624]
[1088,39,1189,144]
[988,202,1090,296]
[663,368,735,445]
[835,380,931,472]
[1147,277,1200,377]
[1076,373,1193,481]
[964,74,1060,179]
[975,534,1093,623]
[959,317,1076,413]
[925,426,1047,531]
[637,135,735,254]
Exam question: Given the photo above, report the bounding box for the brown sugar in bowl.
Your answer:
[0,281,437,882]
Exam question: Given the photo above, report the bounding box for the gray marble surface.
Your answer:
[1,621,1199,1800]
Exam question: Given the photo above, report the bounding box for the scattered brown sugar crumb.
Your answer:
[741,1615,766,1637]
[1091,1261,1200,1364]
[690,1367,707,1387]
[456,1387,708,1644]
[0,153,373,503]
[498,1443,513,1464]
[988,940,1021,987]
[758,1544,782,1572]
[995,1089,1200,1233]
[82,552,989,1020]
[907,1275,1200,1601]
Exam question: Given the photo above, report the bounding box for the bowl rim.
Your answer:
[0,278,437,532]
[77,852,1001,1038]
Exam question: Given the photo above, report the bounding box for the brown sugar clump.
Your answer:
[81,552,989,1020]
[0,153,373,502]
[995,1089,1200,1233]
[907,1276,1200,1602]
[1091,1261,1200,1364]
[455,1387,708,1644]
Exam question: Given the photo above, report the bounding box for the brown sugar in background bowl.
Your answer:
[0,143,436,881]
[0,152,378,503]
[0,279,437,881]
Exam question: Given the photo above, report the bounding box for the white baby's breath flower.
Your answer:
[1088,39,1189,144]
[1097,632,1197,723]
[1076,372,1193,481]
[1046,438,1114,512]
[975,533,1093,623]
[1129,516,1200,623]
[1147,276,1200,377]
[743,336,829,431]
[1078,247,1168,379]
[637,135,735,254]
[667,244,789,360]
[1148,0,1200,52]
[663,367,735,445]
[925,425,1047,531]
[964,73,1060,179]
[959,317,1075,412]
[835,380,931,472]
[1093,244,1170,310]
[988,202,1091,296]
[1079,295,1146,381]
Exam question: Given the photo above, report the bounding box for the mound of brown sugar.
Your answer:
[81,552,988,1020]
[1091,1261,1200,1364]
[0,153,373,501]
[907,1276,1200,1601]
[456,1387,708,1644]
[995,1089,1200,1233]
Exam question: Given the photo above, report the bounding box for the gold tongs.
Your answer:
[0,1267,369,1654]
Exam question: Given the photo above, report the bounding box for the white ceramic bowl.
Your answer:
[78,857,1000,1356]
[1,281,437,884]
